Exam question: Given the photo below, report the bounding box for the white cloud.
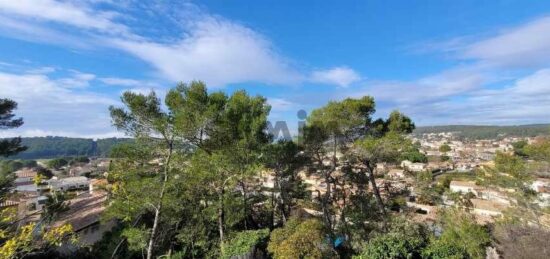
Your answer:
[0,71,119,138]
[26,66,56,74]
[367,68,550,125]
[99,77,142,87]
[0,0,129,35]
[462,16,550,68]
[358,66,488,105]
[310,66,361,87]
[110,17,302,87]
[268,98,295,112]
[0,129,124,139]
[0,1,359,88]
[56,71,96,88]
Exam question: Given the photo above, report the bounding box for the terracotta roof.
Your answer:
[15,169,37,178]
[471,198,508,213]
[450,180,477,188]
[52,192,107,231]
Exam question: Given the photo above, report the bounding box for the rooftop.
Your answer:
[450,180,478,188]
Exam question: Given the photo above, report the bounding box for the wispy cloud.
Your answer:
[0,70,119,138]
[0,1,359,88]
[310,66,361,87]
[110,17,303,87]
[462,16,550,68]
[0,0,129,35]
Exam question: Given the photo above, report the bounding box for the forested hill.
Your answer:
[0,136,133,159]
[413,124,550,139]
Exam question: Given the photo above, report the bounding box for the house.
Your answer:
[470,198,508,217]
[15,169,37,183]
[52,191,112,247]
[531,178,550,192]
[401,160,427,172]
[531,178,550,206]
[449,181,478,194]
[387,169,405,179]
[48,177,90,192]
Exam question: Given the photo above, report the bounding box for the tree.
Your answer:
[425,209,490,259]
[301,96,377,241]
[263,140,308,226]
[415,170,439,205]
[0,99,26,157]
[223,229,269,259]
[354,219,429,259]
[0,100,73,259]
[351,117,415,223]
[109,90,178,259]
[267,217,334,259]
[511,140,529,158]
[168,82,271,254]
[47,158,68,170]
[524,137,550,162]
[439,144,451,153]
[107,81,272,258]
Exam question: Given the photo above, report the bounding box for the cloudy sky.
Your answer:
[0,0,550,138]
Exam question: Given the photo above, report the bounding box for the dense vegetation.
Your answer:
[414,124,550,139]
[0,137,133,159]
[2,84,550,258]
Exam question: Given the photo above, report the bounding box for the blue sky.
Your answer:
[1,0,550,138]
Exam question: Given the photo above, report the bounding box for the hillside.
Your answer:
[0,136,133,159]
[414,124,550,139]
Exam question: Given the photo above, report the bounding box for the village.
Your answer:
[1,132,549,254]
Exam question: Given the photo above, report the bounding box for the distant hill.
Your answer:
[0,136,133,159]
[413,124,550,139]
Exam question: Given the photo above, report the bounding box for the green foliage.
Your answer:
[1,136,133,159]
[423,240,469,259]
[386,110,416,134]
[511,140,528,157]
[440,155,450,162]
[268,217,334,259]
[47,158,68,169]
[224,229,269,259]
[524,138,550,162]
[415,171,441,205]
[0,98,27,157]
[494,152,530,184]
[121,227,149,252]
[439,144,451,153]
[429,209,491,259]
[414,124,550,139]
[400,149,428,163]
[354,219,429,259]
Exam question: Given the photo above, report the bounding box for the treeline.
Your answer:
[0,137,133,159]
[414,124,550,139]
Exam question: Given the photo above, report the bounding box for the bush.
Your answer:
[354,220,429,259]
[268,217,334,259]
[224,229,269,259]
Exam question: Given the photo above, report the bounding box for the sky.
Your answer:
[1,0,550,139]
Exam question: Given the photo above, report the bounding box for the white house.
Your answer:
[449,180,478,194]
[401,160,427,172]
[48,177,90,192]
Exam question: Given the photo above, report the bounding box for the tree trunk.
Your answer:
[146,144,172,259]
[276,173,287,224]
[365,163,385,216]
[364,162,388,231]
[270,179,276,228]
[240,181,249,230]
[218,187,225,255]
